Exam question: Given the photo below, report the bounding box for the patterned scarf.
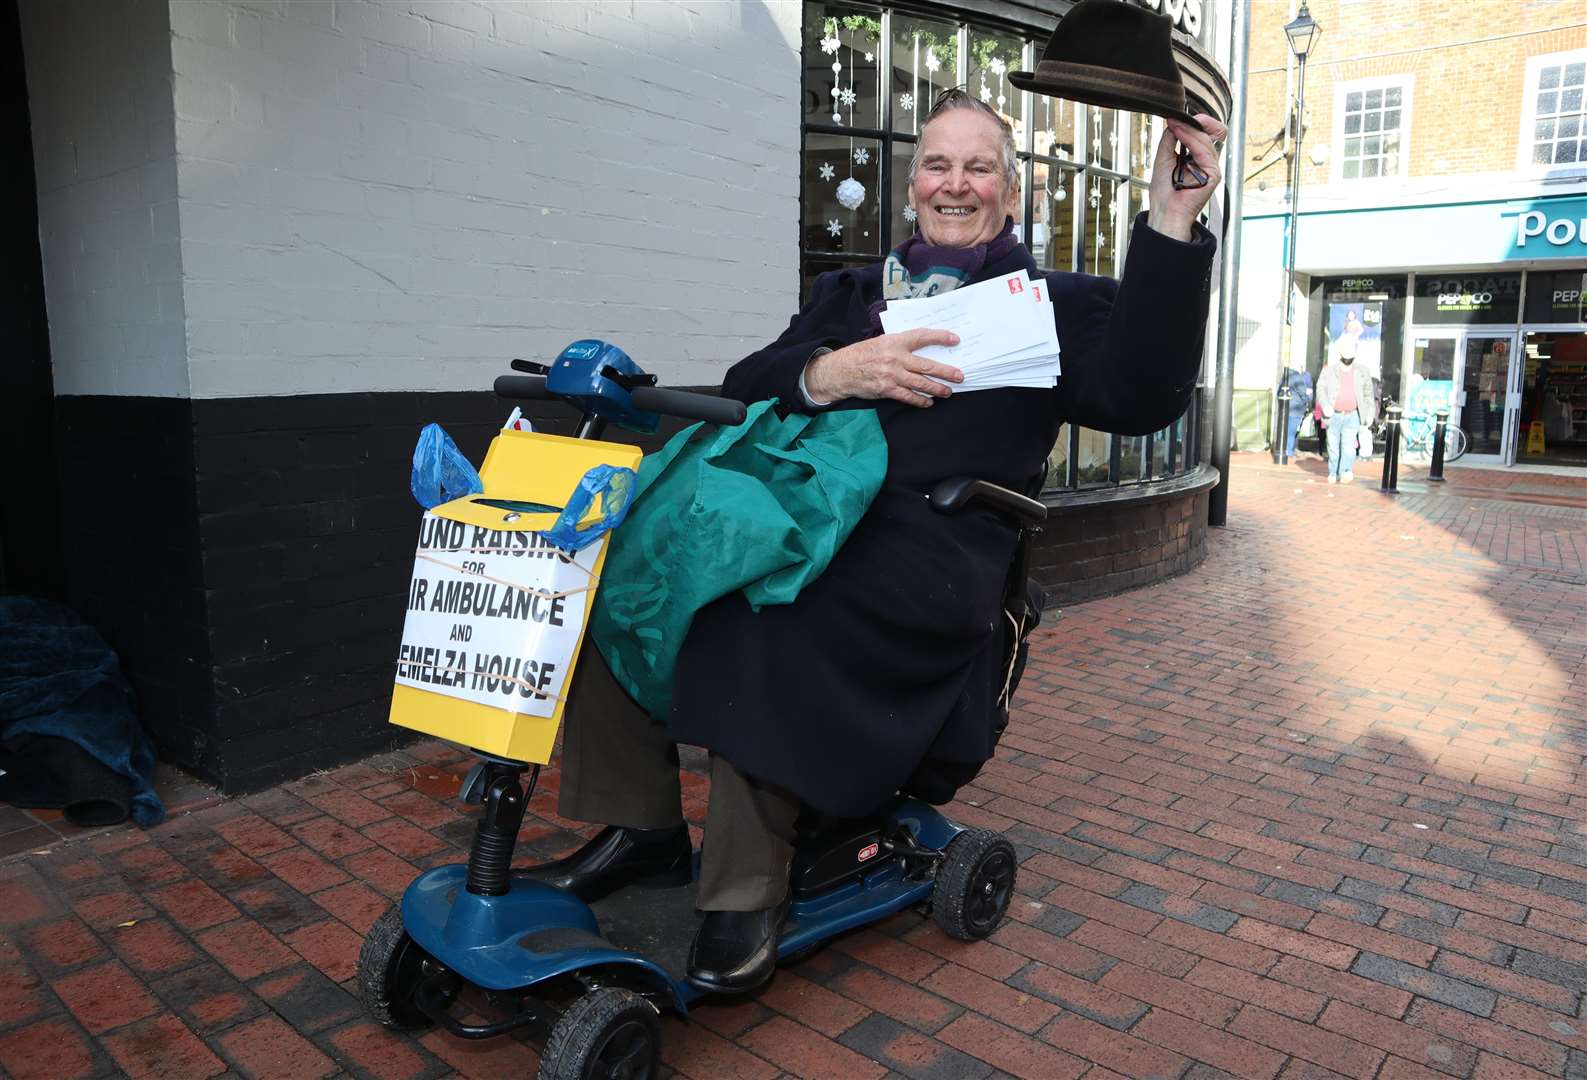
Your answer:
[867,216,1020,335]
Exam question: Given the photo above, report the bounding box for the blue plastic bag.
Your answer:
[539,465,637,551]
[411,423,483,509]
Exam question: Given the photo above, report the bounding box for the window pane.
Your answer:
[1130,113,1156,181]
[1346,90,1363,110]
[1385,85,1402,107]
[1032,163,1077,271]
[800,258,862,304]
[1033,95,1077,160]
[1364,135,1381,156]
[1076,428,1113,486]
[1559,139,1580,163]
[1535,141,1555,165]
[1363,157,1380,177]
[1344,114,1361,134]
[1045,423,1071,489]
[1539,65,1561,90]
[1127,181,1148,234]
[1150,425,1170,477]
[1083,175,1121,276]
[805,133,884,255]
[890,13,959,135]
[1364,88,1382,109]
[1088,105,1122,171]
[1344,159,1360,179]
[1364,112,1381,133]
[1384,149,1399,174]
[807,5,882,130]
[1561,115,1581,139]
[890,137,916,247]
[969,29,1024,133]
[1538,91,1559,115]
[1566,62,1585,85]
[1537,118,1557,141]
[1119,436,1146,482]
[1172,413,1188,472]
[1563,86,1584,112]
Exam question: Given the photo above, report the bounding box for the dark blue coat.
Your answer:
[666,215,1216,816]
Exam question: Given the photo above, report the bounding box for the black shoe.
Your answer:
[685,896,790,995]
[519,824,692,902]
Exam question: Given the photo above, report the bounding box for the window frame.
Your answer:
[1330,73,1413,184]
[1517,48,1587,178]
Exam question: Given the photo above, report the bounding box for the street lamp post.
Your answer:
[1282,2,1320,328]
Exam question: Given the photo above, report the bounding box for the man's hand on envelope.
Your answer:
[804,329,966,408]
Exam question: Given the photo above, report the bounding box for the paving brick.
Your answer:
[151,961,269,1034]
[739,1014,889,1079]
[101,1013,227,1079]
[109,844,190,890]
[213,814,298,858]
[324,1018,445,1080]
[1042,1011,1191,1079]
[215,1013,338,1079]
[991,919,1118,980]
[838,1013,993,1080]
[110,916,203,975]
[1404,1000,1570,1076]
[756,970,869,1037]
[281,917,365,983]
[290,815,379,860]
[1227,919,1359,969]
[1100,959,1241,1027]
[1229,1004,1387,1079]
[314,881,395,935]
[1376,911,1513,965]
[340,846,422,900]
[231,879,330,935]
[1431,951,1580,1014]
[1131,1007,1288,1080]
[0,965,50,1032]
[1183,957,1326,1022]
[256,846,351,895]
[898,922,1028,980]
[252,964,363,1034]
[0,1016,102,1080]
[833,929,944,984]
[923,962,1059,1033]
[829,965,961,1035]
[51,960,163,1034]
[1316,1002,1477,1078]
[659,1016,780,1080]
[1269,955,1414,1018]
[197,918,300,980]
[1013,960,1149,1030]
[146,877,242,931]
[1116,882,1240,932]
[1351,952,1500,1016]
[1149,919,1280,975]
[937,1013,1087,1080]
[23,917,105,971]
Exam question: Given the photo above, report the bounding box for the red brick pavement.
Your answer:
[1,459,1584,1080]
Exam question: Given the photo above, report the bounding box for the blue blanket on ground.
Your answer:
[0,597,163,826]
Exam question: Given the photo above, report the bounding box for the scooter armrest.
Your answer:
[928,477,1047,526]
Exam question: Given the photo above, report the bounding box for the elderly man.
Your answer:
[528,88,1226,994]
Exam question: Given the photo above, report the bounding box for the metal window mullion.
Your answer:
[880,9,893,248]
[956,22,967,91]
[1021,37,1034,250]
[1067,423,1079,488]
[1072,102,1087,272]
[1109,429,1122,486]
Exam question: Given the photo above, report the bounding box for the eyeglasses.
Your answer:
[1171,146,1208,190]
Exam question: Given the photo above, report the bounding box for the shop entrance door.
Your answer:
[1460,333,1516,458]
[1408,333,1462,430]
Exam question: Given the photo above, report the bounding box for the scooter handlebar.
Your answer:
[631,386,746,428]
[492,373,746,428]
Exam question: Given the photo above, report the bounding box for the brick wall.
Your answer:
[1244,0,1587,193]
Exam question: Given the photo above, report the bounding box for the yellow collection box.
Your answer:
[388,429,642,764]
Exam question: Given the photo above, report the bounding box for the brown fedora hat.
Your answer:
[1008,0,1204,130]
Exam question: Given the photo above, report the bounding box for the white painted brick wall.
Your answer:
[19,0,190,397]
[169,0,805,398]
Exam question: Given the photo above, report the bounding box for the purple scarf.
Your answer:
[866,217,1021,336]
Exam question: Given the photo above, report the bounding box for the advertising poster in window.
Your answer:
[1328,301,1384,382]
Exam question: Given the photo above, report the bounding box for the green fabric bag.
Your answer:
[589,400,886,717]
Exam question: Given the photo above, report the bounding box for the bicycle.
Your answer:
[1399,411,1468,462]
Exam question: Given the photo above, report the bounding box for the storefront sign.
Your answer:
[1523,270,1587,323]
[1134,0,1202,36]
[1321,276,1406,300]
[1413,273,1522,325]
[1516,210,1587,248]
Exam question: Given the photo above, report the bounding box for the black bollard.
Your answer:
[1428,408,1449,483]
[1275,381,1292,465]
[1380,404,1402,494]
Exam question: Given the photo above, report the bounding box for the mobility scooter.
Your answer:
[360,343,1047,1079]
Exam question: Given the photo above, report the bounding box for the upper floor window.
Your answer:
[1334,77,1410,180]
[1526,51,1586,168]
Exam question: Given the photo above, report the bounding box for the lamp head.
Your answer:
[1284,3,1320,60]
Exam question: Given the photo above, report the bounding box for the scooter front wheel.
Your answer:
[538,986,660,1080]
[933,830,1018,941]
[358,907,447,1030]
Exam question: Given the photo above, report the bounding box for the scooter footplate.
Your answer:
[589,881,704,984]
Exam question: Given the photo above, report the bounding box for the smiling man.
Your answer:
[523,87,1228,996]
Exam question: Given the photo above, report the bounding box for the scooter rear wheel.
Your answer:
[359,907,443,1030]
[933,830,1018,941]
[538,986,660,1080]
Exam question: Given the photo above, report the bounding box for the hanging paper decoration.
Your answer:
[926,51,940,73]
[826,219,843,237]
[899,93,914,112]
[836,177,866,210]
[820,34,840,54]
[836,87,857,107]
[818,162,836,182]
[864,51,874,62]
[853,147,870,165]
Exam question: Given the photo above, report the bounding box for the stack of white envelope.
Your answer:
[879,270,1061,392]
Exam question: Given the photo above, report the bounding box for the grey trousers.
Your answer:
[556,649,799,911]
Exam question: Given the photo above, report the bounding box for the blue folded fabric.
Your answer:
[0,597,163,826]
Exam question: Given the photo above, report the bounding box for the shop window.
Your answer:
[799,1,1198,490]
[1524,51,1587,168]
[1334,76,1410,181]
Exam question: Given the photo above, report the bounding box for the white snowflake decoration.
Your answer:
[835,176,866,210]
[990,57,1006,76]
[820,35,840,54]
[902,205,918,223]
[853,147,870,165]
[899,93,914,112]
[818,162,836,182]
[826,219,843,237]
[979,84,992,103]
[864,51,874,62]
[836,87,857,107]
[926,52,940,73]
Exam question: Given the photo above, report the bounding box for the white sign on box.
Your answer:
[393,511,602,716]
